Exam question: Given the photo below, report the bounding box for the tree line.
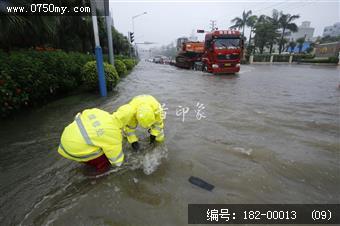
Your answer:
[230,9,305,54]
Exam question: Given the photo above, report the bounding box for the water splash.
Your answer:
[142,144,168,175]
[89,139,168,178]
[231,146,253,156]
[124,139,168,175]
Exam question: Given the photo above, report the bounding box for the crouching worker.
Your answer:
[57,105,134,173]
[122,95,165,151]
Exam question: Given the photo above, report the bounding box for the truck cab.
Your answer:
[201,30,243,74]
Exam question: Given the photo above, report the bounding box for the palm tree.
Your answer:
[267,9,280,54]
[246,15,258,47]
[230,10,253,38]
[253,17,279,54]
[278,13,300,54]
[0,0,131,54]
[267,9,280,29]
[26,16,57,47]
[281,38,289,52]
[0,15,58,51]
[0,15,28,51]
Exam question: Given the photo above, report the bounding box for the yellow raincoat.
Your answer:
[57,106,133,166]
[123,95,165,143]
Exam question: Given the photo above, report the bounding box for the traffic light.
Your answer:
[129,32,134,43]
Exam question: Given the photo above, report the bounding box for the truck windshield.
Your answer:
[214,38,240,49]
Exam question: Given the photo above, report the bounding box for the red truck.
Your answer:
[175,30,243,74]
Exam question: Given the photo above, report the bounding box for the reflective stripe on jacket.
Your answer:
[58,108,124,166]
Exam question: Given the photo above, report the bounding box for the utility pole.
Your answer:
[210,20,217,31]
[132,17,136,57]
[132,12,147,58]
[104,0,114,65]
[128,32,132,57]
[90,0,107,97]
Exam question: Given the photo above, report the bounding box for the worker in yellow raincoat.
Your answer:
[57,104,134,172]
[121,95,165,151]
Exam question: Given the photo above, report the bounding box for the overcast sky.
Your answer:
[109,0,339,48]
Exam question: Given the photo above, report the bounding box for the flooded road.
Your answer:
[0,62,339,225]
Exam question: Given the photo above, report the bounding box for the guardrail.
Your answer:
[246,54,339,65]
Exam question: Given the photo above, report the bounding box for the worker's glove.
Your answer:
[131,142,140,152]
[150,135,156,144]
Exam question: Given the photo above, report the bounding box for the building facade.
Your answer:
[315,41,340,57]
[323,22,340,37]
[285,21,315,41]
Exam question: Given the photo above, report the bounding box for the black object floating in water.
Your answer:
[189,176,214,191]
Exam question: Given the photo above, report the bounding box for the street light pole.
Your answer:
[132,17,135,35]
[132,12,147,33]
[90,0,107,97]
[132,12,147,57]
[104,0,114,65]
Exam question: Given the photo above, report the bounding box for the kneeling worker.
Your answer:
[122,95,165,151]
[57,105,134,172]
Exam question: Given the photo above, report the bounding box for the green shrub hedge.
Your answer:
[292,54,315,62]
[299,57,339,64]
[114,59,128,76]
[0,50,136,117]
[328,56,339,63]
[253,54,271,62]
[81,61,119,90]
[123,59,136,70]
[273,54,289,62]
[252,54,291,62]
[0,50,93,117]
[247,54,338,64]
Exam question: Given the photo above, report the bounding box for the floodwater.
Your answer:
[0,62,339,225]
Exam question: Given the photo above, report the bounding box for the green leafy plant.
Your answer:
[253,54,271,62]
[299,57,339,64]
[114,59,128,76]
[0,70,29,117]
[122,59,136,70]
[0,50,93,117]
[81,61,119,91]
[273,54,290,62]
[328,56,339,64]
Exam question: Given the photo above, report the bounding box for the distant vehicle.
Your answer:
[169,59,176,66]
[153,56,163,63]
[175,30,244,74]
[161,56,171,64]
[152,55,170,64]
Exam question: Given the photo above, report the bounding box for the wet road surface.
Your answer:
[0,62,339,225]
